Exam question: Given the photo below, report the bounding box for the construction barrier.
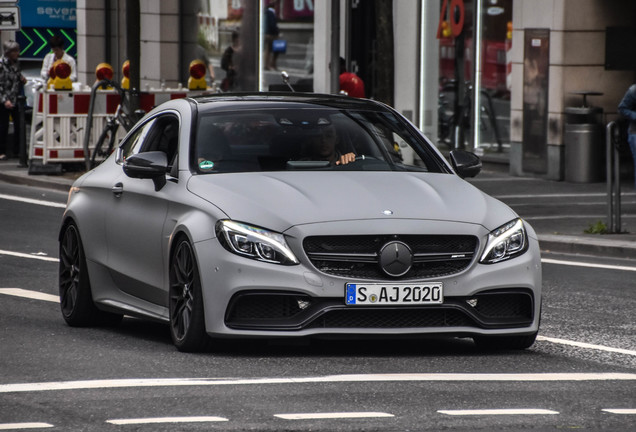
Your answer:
[29,88,205,165]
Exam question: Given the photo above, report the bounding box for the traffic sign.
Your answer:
[0,6,20,31]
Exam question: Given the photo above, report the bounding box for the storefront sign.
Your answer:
[437,0,465,39]
[17,0,76,28]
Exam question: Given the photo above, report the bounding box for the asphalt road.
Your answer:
[0,179,635,431]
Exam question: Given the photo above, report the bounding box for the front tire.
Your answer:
[59,222,122,326]
[169,238,210,352]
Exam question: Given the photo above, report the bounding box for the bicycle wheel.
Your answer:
[91,123,117,168]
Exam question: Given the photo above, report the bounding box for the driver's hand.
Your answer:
[335,152,356,165]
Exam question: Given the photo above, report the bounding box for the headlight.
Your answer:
[479,218,528,264]
[216,220,299,265]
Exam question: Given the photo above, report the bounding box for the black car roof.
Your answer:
[189,92,390,113]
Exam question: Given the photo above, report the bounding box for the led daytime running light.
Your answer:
[219,220,299,264]
[480,219,527,263]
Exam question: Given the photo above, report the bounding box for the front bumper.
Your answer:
[195,219,542,338]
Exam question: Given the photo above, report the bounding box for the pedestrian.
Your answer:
[0,40,27,161]
[221,30,240,91]
[618,83,636,188]
[264,1,280,71]
[40,35,77,82]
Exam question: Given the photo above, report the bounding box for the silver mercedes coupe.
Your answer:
[59,93,541,352]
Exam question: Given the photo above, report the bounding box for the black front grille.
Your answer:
[470,291,533,320]
[225,292,313,322]
[303,234,478,279]
[224,289,534,331]
[307,308,475,329]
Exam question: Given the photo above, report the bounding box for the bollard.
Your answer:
[17,95,27,168]
[605,121,621,233]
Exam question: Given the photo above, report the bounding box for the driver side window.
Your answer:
[117,118,157,164]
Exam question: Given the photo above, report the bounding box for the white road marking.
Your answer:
[492,192,636,199]
[1,373,635,394]
[275,412,394,420]
[602,409,636,414]
[541,258,636,272]
[438,409,559,416]
[0,289,59,303]
[106,416,228,425]
[529,214,636,220]
[3,287,636,360]
[537,336,636,357]
[0,250,58,263]
[0,423,53,430]
[0,193,66,209]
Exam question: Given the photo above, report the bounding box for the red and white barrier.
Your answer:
[29,89,204,164]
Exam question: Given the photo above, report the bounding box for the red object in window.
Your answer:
[339,72,365,98]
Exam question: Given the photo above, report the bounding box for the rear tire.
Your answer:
[473,331,538,350]
[169,238,211,352]
[59,222,123,326]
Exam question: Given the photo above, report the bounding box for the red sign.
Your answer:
[281,0,314,20]
[437,0,465,39]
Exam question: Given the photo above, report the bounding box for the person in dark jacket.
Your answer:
[618,84,636,188]
[0,40,26,160]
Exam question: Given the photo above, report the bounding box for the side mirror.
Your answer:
[123,151,168,191]
[450,149,482,179]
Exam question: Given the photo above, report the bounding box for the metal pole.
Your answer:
[330,0,340,94]
[17,94,27,168]
[606,121,615,232]
[614,126,621,232]
[472,0,483,152]
[606,121,622,233]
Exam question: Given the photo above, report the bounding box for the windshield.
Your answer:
[194,108,446,174]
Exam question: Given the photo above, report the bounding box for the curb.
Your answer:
[0,170,73,193]
[539,234,636,260]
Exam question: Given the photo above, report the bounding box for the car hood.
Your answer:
[187,171,517,233]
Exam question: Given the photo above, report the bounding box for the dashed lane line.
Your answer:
[537,336,636,357]
[0,250,58,263]
[1,373,636,394]
[0,193,66,209]
[602,409,636,414]
[274,412,394,420]
[0,423,53,430]
[0,289,59,303]
[106,416,228,425]
[541,258,636,272]
[438,409,559,416]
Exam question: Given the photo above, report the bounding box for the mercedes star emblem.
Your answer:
[379,241,413,277]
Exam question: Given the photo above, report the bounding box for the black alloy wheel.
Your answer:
[59,223,122,326]
[169,238,210,352]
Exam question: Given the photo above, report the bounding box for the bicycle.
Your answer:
[89,81,144,168]
[438,80,503,152]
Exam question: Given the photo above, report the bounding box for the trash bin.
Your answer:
[564,105,604,183]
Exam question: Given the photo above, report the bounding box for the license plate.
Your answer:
[345,282,443,306]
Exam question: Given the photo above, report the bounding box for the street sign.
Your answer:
[0,6,20,31]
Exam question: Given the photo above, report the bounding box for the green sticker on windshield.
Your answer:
[199,160,215,170]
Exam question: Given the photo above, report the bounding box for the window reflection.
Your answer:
[196,0,314,93]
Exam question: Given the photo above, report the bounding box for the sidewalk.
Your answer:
[1,158,635,260]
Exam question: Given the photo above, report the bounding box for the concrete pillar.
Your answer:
[509,0,636,180]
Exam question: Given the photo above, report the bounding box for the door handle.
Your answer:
[111,182,123,197]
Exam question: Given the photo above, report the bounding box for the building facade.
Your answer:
[4,0,634,180]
